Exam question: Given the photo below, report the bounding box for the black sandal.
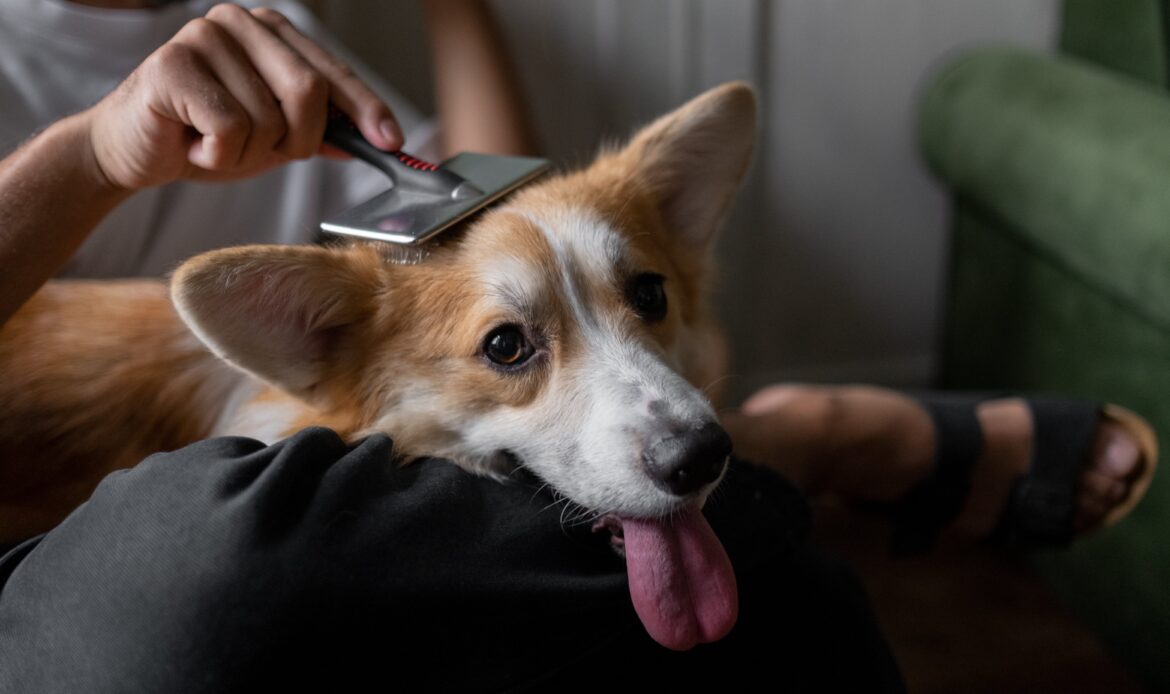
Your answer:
[887,395,1158,555]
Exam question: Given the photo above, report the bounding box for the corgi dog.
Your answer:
[0,82,757,651]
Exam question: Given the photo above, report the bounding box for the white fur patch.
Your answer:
[215,382,303,443]
[501,206,627,329]
[476,254,552,316]
[173,330,253,437]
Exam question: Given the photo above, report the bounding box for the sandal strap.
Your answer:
[989,399,1099,548]
[890,398,984,555]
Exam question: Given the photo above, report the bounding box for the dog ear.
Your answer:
[171,244,380,402]
[618,81,758,249]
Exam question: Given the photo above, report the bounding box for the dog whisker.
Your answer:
[527,481,552,504]
[539,494,571,516]
[563,505,600,527]
[701,373,737,399]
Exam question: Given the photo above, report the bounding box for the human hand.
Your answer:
[83,3,401,190]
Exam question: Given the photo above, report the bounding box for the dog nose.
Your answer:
[644,422,732,496]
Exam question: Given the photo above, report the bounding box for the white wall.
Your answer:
[312,0,1059,399]
[751,0,1058,391]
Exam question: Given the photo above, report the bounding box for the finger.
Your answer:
[145,42,250,171]
[175,16,287,169]
[205,4,327,159]
[250,7,403,151]
[318,143,351,160]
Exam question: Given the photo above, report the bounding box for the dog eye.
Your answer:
[629,273,667,322]
[483,325,534,368]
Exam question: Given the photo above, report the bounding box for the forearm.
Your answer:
[423,0,537,156]
[0,114,131,328]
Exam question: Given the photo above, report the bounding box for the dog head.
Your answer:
[173,82,757,520]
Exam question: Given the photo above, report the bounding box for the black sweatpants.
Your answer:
[0,428,904,692]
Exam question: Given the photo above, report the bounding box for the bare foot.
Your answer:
[721,385,1149,541]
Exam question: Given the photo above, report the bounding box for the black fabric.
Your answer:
[0,428,904,693]
[888,395,985,555]
[991,398,1100,547]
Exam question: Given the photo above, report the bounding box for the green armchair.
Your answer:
[920,3,1170,690]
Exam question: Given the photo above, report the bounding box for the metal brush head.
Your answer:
[321,152,549,247]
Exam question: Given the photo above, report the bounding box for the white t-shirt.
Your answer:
[0,0,438,278]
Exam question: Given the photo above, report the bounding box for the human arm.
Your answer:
[0,3,403,328]
[0,117,133,328]
[422,0,537,156]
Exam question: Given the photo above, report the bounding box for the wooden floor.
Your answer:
[813,500,1148,694]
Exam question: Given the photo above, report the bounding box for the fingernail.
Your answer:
[379,119,402,149]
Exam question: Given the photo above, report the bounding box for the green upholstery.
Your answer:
[923,50,1170,330]
[921,45,1170,693]
[1061,0,1168,86]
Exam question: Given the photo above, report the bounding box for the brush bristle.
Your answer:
[376,243,432,265]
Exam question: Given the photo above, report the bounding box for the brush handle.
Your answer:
[323,115,481,200]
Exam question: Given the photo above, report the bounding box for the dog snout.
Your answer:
[642,422,732,496]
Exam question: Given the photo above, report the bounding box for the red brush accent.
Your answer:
[396,152,439,172]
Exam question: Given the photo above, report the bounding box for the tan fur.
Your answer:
[0,281,238,538]
[0,82,756,542]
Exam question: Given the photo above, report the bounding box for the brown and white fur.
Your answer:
[0,82,757,544]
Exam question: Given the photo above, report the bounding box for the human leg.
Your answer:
[0,427,905,692]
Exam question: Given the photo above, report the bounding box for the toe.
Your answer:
[1092,422,1142,481]
[1076,494,1109,531]
[1080,467,1128,505]
[1076,496,1104,526]
[1075,427,1140,531]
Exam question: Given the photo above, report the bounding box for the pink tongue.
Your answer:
[621,507,738,650]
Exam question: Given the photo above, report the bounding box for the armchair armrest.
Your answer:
[920,47,1170,328]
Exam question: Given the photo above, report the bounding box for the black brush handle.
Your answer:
[323,114,481,199]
